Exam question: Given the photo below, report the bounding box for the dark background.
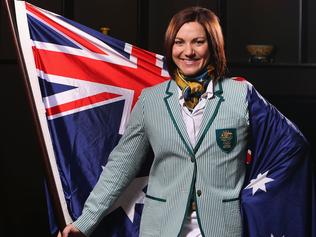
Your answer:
[1,0,315,236]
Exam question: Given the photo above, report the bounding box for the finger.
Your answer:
[61,228,70,237]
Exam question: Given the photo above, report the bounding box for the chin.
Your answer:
[179,65,205,76]
[181,69,202,77]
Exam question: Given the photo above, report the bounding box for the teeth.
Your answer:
[183,60,195,65]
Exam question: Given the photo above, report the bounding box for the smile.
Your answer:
[180,59,200,64]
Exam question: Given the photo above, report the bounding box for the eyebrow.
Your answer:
[174,36,206,41]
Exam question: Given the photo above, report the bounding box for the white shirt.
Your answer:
[178,80,214,147]
[178,80,214,236]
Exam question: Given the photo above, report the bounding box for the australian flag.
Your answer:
[241,78,316,237]
[14,1,168,236]
[14,1,315,237]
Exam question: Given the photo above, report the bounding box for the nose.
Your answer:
[184,44,195,57]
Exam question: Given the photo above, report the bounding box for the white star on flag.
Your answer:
[245,170,274,195]
[107,176,148,222]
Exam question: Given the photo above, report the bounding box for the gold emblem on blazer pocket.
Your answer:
[216,128,237,153]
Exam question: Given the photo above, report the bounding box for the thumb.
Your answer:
[61,226,71,237]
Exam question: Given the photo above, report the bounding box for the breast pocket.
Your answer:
[213,117,248,154]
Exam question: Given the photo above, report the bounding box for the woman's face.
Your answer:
[172,21,210,77]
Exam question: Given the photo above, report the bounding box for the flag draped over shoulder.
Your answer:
[241,79,316,237]
[14,1,168,236]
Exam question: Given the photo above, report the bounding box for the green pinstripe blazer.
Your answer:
[74,78,249,237]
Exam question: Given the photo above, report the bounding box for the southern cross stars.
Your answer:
[245,170,274,195]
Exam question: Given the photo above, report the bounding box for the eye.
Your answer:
[195,39,206,45]
[174,39,183,45]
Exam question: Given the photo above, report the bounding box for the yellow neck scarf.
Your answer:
[175,65,215,110]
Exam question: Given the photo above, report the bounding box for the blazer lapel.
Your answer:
[194,80,224,154]
[163,80,194,157]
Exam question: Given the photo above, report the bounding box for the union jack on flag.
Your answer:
[14,0,168,236]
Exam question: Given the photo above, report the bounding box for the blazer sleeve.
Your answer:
[73,91,150,236]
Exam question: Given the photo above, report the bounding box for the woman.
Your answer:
[59,6,313,237]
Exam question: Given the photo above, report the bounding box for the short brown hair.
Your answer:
[164,6,226,80]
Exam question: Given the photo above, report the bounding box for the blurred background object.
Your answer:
[246,44,275,63]
[100,26,110,35]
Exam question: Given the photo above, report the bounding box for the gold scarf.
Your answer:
[175,65,215,110]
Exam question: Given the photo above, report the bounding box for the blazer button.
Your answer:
[197,190,202,197]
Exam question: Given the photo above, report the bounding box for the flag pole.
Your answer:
[3,0,67,231]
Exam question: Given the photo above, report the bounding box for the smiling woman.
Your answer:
[164,7,226,81]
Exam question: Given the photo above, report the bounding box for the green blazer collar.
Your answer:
[163,79,224,157]
[164,80,194,157]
